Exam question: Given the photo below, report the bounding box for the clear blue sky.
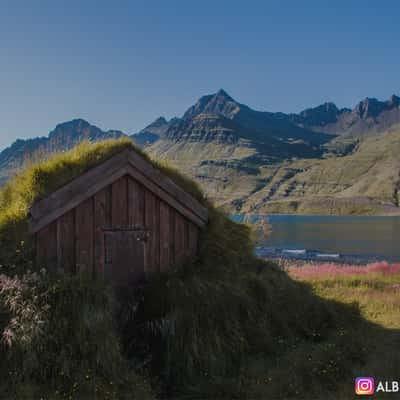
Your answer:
[1,0,399,150]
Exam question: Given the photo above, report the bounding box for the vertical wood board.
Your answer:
[128,178,145,227]
[75,197,94,274]
[56,210,75,273]
[111,176,128,227]
[36,221,58,271]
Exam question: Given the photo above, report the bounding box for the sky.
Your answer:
[0,0,399,150]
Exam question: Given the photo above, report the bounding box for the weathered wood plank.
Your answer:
[169,207,175,266]
[144,190,160,274]
[128,178,145,227]
[112,176,128,227]
[75,197,94,274]
[57,210,75,273]
[36,221,58,271]
[174,211,185,266]
[154,196,160,273]
[94,188,111,279]
[159,202,170,271]
[127,150,208,222]
[125,165,206,228]
[188,223,199,258]
[109,231,145,286]
[183,218,190,261]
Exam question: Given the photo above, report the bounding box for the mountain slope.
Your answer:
[182,89,332,147]
[131,116,170,147]
[148,90,335,207]
[145,90,400,214]
[151,125,400,215]
[238,126,400,215]
[0,119,126,184]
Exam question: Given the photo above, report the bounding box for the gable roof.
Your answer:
[28,148,208,233]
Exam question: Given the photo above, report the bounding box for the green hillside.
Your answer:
[148,126,400,215]
[0,140,390,399]
[243,127,400,214]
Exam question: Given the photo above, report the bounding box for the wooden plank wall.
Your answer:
[159,202,170,271]
[128,179,145,227]
[36,174,200,277]
[144,190,160,274]
[57,209,75,273]
[94,187,111,278]
[36,221,57,270]
[75,197,94,274]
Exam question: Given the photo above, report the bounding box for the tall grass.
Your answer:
[288,262,400,279]
[288,262,400,329]
[287,262,400,399]
[0,273,154,399]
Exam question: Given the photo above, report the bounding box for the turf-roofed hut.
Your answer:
[28,145,208,286]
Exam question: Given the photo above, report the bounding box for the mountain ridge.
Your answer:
[292,94,400,136]
[0,119,126,184]
[1,89,400,215]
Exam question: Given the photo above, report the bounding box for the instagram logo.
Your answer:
[355,377,375,395]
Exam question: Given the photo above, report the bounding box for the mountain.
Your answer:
[291,94,400,137]
[1,90,400,215]
[290,102,350,129]
[236,125,400,215]
[0,119,126,184]
[146,90,400,214]
[146,90,335,207]
[131,117,170,147]
[149,90,333,174]
[181,89,332,146]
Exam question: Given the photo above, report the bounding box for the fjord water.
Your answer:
[234,215,400,261]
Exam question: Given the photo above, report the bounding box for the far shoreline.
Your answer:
[236,212,400,218]
[256,246,398,265]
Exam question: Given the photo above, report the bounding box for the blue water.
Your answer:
[233,215,400,262]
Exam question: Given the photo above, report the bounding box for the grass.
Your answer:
[287,262,400,399]
[0,273,155,399]
[287,262,400,327]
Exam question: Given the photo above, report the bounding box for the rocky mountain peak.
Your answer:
[388,94,400,107]
[324,102,339,112]
[47,119,125,144]
[215,88,234,101]
[183,89,239,120]
[131,116,171,148]
[294,102,341,126]
[51,118,89,133]
[138,116,169,133]
[149,116,168,128]
[354,97,386,119]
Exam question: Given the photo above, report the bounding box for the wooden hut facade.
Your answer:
[28,148,208,286]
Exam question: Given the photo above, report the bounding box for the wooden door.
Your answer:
[104,230,146,286]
